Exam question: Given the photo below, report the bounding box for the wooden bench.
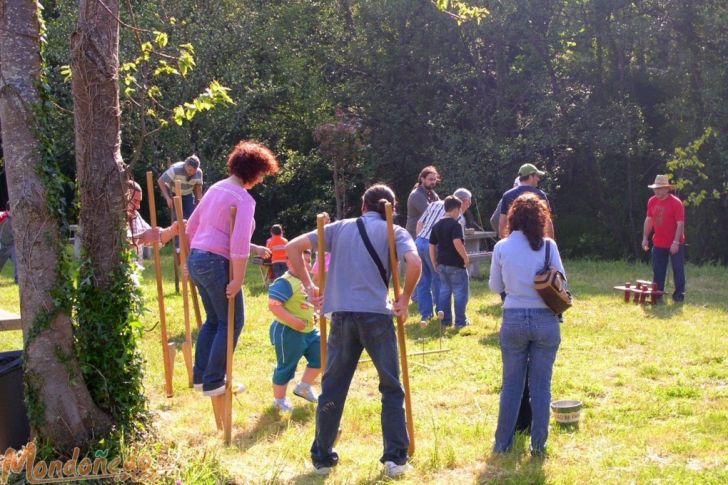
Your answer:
[0,309,22,332]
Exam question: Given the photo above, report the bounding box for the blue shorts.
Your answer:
[269,321,321,385]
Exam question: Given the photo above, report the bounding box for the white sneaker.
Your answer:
[383,461,412,478]
[313,464,331,476]
[293,382,319,403]
[202,384,225,397]
[274,398,294,413]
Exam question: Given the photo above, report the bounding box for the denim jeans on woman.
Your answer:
[494,308,560,454]
[437,265,469,326]
[311,312,409,469]
[188,249,244,392]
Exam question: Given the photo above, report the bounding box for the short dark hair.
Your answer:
[271,224,283,236]
[226,140,279,184]
[184,155,200,169]
[443,195,462,213]
[362,183,396,219]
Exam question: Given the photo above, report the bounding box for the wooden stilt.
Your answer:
[385,202,415,456]
[146,171,174,398]
[190,283,203,329]
[316,214,328,374]
[173,192,194,387]
[224,206,237,445]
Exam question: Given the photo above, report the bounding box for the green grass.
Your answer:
[1,252,727,484]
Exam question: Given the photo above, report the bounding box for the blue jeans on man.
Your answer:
[311,312,409,469]
[494,308,560,454]
[414,236,440,319]
[652,245,685,302]
[437,265,469,327]
[172,193,195,250]
[188,249,244,392]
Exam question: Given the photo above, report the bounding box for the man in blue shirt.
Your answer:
[286,184,421,478]
[498,163,554,239]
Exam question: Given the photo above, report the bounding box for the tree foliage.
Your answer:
[34,0,728,263]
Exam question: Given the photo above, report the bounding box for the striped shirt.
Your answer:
[160,161,203,196]
[416,200,465,240]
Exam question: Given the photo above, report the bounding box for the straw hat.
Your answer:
[648,174,672,189]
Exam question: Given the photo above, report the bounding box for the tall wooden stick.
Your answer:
[316,214,328,373]
[385,202,415,456]
[173,194,194,388]
[224,206,237,445]
[174,180,203,329]
[190,283,203,329]
[146,171,174,398]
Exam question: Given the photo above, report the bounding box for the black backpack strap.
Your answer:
[356,217,389,289]
[543,240,551,271]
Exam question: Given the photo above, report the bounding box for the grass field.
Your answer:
[1,250,727,484]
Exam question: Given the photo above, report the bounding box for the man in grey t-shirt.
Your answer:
[405,166,440,238]
[286,184,421,478]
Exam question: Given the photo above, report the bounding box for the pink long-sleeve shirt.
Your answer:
[186,179,255,260]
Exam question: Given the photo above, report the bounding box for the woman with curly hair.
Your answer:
[489,192,565,457]
[186,140,279,396]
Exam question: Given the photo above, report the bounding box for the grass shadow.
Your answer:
[477,436,546,484]
[231,403,315,453]
[169,327,201,345]
[640,301,685,320]
[478,330,500,348]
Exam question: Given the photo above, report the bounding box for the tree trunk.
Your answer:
[0,0,111,449]
[71,0,127,286]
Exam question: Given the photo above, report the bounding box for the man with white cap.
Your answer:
[641,174,686,302]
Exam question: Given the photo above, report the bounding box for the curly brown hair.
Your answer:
[226,140,280,184]
[506,193,551,251]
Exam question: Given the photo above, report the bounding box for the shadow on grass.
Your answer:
[477,436,546,484]
[478,331,500,348]
[640,301,685,320]
[231,404,315,453]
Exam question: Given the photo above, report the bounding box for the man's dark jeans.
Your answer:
[652,245,686,301]
[311,312,409,468]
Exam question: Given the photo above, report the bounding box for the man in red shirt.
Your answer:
[642,175,686,302]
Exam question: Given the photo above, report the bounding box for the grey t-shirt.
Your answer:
[406,186,438,237]
[307,211,416,315]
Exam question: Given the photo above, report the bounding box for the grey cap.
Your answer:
[453,188,472,201]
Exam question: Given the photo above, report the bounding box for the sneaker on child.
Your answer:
[274,397,294,413]
[383,461,412,478]
[293,382,319,403]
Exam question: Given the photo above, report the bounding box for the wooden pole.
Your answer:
[173,194,194,388]
[190,283,203,329]
[316,214,327,373]
[384,202,415,456]
[146,171,174,398]
[174,180,203,329]
[224,206,237,445]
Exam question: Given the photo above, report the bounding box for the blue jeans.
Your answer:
[311,312,409,468]
[494,308,560,453]
[271,262,287,279]
[414,237,440,319]
[172,193,195,249]
[188,249,244,392]
[437,265,469,326]
[652,245,686,301]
